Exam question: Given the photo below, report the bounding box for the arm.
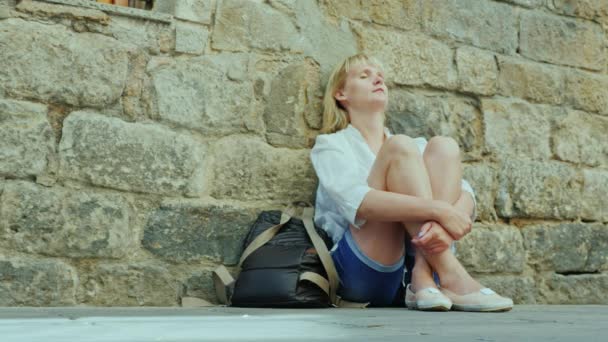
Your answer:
[357,189,472,236]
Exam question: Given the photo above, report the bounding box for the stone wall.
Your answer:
[0,0,606,306]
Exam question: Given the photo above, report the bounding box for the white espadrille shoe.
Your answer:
[405,284,452,311]
[440,288,513,312]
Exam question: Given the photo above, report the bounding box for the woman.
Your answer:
[311,54,512,312]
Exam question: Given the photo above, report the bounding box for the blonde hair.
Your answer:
[321,54,385,134]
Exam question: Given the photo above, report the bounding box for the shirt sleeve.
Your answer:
[311,134,372,228]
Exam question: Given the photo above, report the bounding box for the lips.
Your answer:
[373,88,385,93]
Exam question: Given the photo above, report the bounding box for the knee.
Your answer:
[425,136,461,160]
[385,134,420,158]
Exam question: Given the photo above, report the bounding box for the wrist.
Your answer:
[428,199,444,222]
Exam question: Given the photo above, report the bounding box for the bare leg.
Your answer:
[354,135,437,291]
[422,137,482,294]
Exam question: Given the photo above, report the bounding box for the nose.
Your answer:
[373,74,383,86]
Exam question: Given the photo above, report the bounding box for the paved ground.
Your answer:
[0,305,606,341]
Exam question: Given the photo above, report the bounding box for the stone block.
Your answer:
[565,70,608,116]
[481,99,552,160]
[0,181,135,258]
[523,223,608,273]
[537,272,608,304]
[155,0,214,24]
[212,0,300,52]
[358,27,457,89]
[15,0,109,23]
[0,19,128,107]
[264,60,321,148]
[79,262,178,306]
[105,16,167,54]
[386,91,482,156]
[175,21,208,55]
[0,99,55,178]
[368,0,420,30]
[0,256,77,306]
[551,109,608,167]
[456,47,498,96]
[582,170,608,222]
[519,11,605,70]
[456,224,525,273]
[142,200,258,265]
[496,159,582,219]
[59,112,206,196]
[497,56,565,106]
[421,0,518,53]
[548,0,608,20]
[475,275,537,304]
[151,54,254,135]
[463,164,498,221]
[211,136,317,203]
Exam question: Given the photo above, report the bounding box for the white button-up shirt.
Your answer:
[311,124,476,244]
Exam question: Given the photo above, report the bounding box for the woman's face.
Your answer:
[336,62,387,114]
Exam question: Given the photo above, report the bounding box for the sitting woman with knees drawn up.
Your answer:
[310,54,513,311]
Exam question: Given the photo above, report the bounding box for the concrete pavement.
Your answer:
[0,305,606,341]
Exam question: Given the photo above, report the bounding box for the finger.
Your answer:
[419,228,435,244]
[417,222,432,238]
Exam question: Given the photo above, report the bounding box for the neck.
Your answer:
[349,110,385,147]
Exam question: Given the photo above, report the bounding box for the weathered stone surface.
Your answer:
[0,19,129,107]
[456,47,497,96]
[211,136,316,203]
[0,181,135,258]
[0,99,55,178]
[291,0,357,77]
[182,269,216,302]
[386,91,482,156]
[523,223,608,273]
[551,109,608,167]
[537,272,608,304]
[519,12,606,70]
[548,0,608,20]
[581,170,608,222]
[175,21,208,55]
[79,262,178,306]
[497,56,565,106]
[495,0,543,7]
[456,224,525,273]
[59,111,206,196]
[323,0,420,30]
[475,275,537,304]
[15,0,109,23]
[496,159,582,219]
[151,54,254,135]
[565,70,608,116]
[264,60,321,148]
[0,256,77,306]
[212,0,300,52]
[463,164,498,221]
[421,0,518,53]
[105,16,167,54]
[154,0,213,24]
[143,200,257,265]
[358,27,457,89]
[481,99,552,160]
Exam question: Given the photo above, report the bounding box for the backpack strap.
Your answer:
[302,208,368,308]
[238,209,293,268]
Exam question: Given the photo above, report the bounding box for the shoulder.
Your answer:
[312,129,350,152]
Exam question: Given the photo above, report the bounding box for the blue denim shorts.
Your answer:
[330,229,405,307]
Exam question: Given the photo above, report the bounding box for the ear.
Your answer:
[334,89,347,102]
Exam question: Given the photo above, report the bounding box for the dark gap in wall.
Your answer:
[556,270,600,276]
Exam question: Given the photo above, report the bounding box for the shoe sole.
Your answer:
[452,304,513,312]
[406,301,451,311]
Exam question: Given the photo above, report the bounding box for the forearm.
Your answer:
[356,189,440,223]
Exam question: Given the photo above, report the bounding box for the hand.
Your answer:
[411,221,453,255]
[433,201,472,240]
